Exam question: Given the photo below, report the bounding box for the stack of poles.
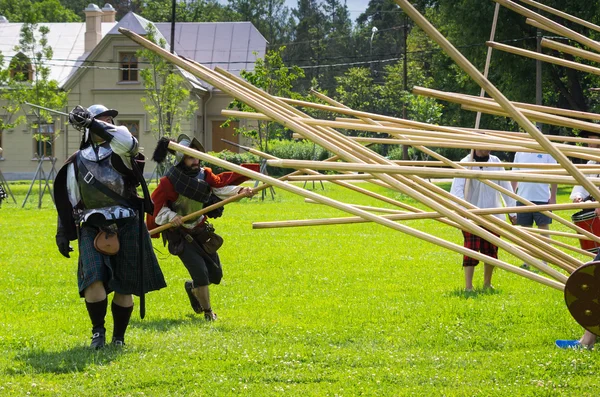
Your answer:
[119,0,599,292]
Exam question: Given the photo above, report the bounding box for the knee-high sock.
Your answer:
[111,301,133,340]
[85,298,108,332]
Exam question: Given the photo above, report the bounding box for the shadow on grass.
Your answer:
[130,314,207,332]
[446,287,501,299]
[11,345,125,374]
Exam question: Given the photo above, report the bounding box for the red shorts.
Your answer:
[462,230,499,267]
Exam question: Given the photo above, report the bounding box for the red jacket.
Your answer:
[146,164,259,237]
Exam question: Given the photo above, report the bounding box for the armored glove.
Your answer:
[68,105,93,131]
[56,231,73,258]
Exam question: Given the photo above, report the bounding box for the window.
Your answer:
[120,52,138,82]
[10,53,33,82]
[118,120,139,139]
[32,123,55,159]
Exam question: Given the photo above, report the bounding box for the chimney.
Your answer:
[84,3,103,53]
[101,4,116,23]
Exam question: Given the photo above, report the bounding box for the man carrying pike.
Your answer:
[54,104,166,349]
[147,135,256,321]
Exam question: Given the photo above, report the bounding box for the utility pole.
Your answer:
[536,29,543,130]
[402,14,409,160]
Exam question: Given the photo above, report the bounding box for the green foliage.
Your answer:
[137,24,198,140]
[2,22,68,145]
[0,0,80,23]
[139,0,239,23]
[200,149,260,175]
[227,47,305,152]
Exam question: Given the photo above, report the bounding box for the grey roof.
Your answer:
[0,14,266,90]
[107,12,153,36]
[0,21,116,86]
[155,22,267,76]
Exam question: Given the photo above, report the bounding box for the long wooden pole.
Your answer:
[395,0,600,202]
[495,0,600,54]
[487,40,600,76]
[413,86,600,135]
[541,38,600,66]
[265,159,600,186]
[255,200,600,224]
[302,91,582,272]
[515,0,600,34]
[119,27,572,281]
[167,140,566,290]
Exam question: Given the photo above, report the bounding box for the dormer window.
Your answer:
[10,53,33,82]
[120,52,138,82]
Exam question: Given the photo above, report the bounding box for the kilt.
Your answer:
[461,229,500,267]
[77,216,167,297]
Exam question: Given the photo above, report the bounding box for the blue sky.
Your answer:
[283,0,371,21]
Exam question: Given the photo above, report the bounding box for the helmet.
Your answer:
[175,134,205,166]
[87,104,118,119]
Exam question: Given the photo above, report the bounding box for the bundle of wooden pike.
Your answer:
[122,1,600,300]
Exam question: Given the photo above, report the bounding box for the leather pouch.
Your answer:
[94,231,120,255]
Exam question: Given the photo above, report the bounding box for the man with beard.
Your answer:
[54,104,166,349]
[450,149,517,292]
[146,134,255,321]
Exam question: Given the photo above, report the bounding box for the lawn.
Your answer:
[0,181,599,396]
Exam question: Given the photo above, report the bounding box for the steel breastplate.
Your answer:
[78,149,131,211]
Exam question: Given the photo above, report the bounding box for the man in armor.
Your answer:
[146,134,256,321]
[54,104,166,349]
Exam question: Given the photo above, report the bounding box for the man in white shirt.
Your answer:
[450,149,516,292]
[511,152,558,270]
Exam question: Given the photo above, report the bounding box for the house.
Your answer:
[0,3,266,179]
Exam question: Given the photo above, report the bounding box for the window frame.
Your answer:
[32,122,55,160]
[119,52,138,82]
[117,119,140,139]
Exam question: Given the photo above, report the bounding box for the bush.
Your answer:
[200,150,260,175]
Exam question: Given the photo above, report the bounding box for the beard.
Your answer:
[179,163,200,177]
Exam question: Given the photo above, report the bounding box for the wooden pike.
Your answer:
[168,140,566,290]
[413,86,600,135]
[119,26,571,283]
[487,41,600,76]
[395,0,600,203]
[541,38,600,66]
[515,0,600,34]
[494,0,600,54]
[304,90,573,272]
[265,159,600,186]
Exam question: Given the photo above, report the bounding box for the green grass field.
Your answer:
[1,181,599,396]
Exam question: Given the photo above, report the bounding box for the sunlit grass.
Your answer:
[0,182,598,396]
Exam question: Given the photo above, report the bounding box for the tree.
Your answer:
[0,0,80,22]
[139,0,239,23]
[226,46,305,152]
[137,23,198,140]
[228,0,292,44]
[10,22,68,156]
[286,0,327,91]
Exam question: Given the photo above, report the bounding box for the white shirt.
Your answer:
[570,160,599,202]
[512,152,557,202]
[450,154,516,220]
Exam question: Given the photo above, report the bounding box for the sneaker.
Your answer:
[204,309,217,321]
[555,339,581,349]
[111,337,125,347]
[184,281,203,314]
[90,328,106,350]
